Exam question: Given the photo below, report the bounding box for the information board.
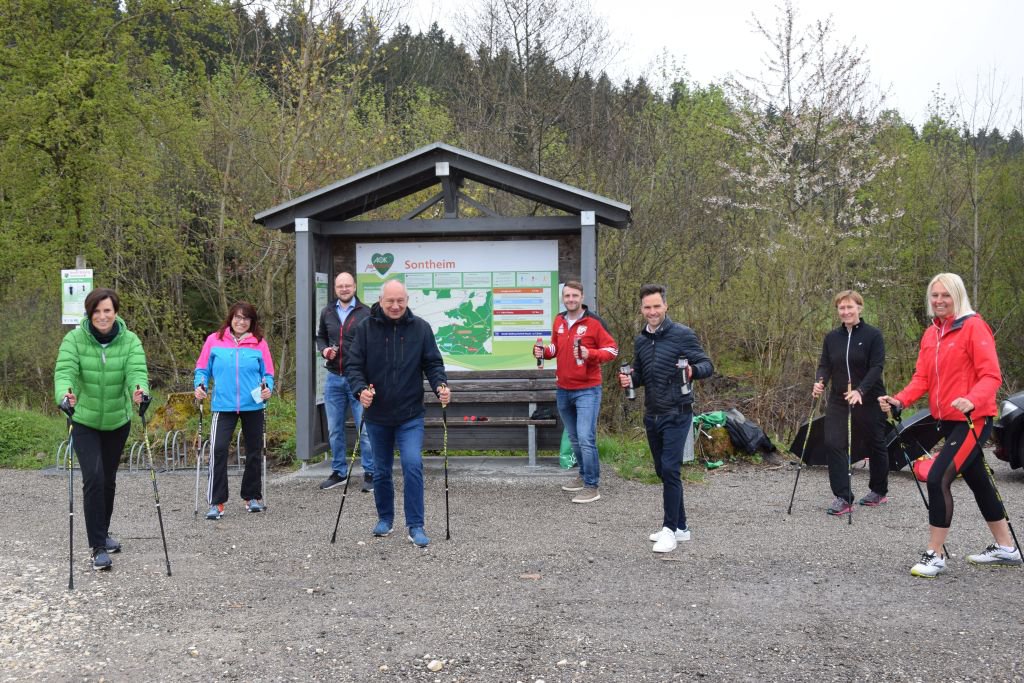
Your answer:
[355,241,559,371]
[315,272,328,404]
[61,269,93,325]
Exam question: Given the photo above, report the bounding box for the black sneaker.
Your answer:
[319,472,347,490]
[361,473,374,493]
[104,535,122,553]
[92,547,112,570]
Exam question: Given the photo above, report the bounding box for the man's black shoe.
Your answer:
[361,473,374,493]
[319,472,347,490]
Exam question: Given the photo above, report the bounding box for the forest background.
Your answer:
[2,0,1022,444]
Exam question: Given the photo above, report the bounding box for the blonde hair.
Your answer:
[833,290,864,308]
[927,273,973,319]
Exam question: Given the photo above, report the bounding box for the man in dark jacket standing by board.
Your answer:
[344,279,450,548]
[316,272,373,492]
[620,284,713,554]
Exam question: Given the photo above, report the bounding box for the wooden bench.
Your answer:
[346,370,561,465]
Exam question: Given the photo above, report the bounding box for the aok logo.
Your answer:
[370,253,395,276]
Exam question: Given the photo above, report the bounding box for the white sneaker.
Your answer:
[966,543,1022,567]
[910,550,946,578]
[652,531,677,553]
[649,526,691,542]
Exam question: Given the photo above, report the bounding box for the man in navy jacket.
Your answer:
[344,279,450,548]
[620,283,713,554]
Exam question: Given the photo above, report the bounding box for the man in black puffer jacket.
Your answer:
[344,279,450,548]
[620,284,713,554]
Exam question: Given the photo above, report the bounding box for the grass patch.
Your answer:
[598,431,706,485]
[0,407,69,469]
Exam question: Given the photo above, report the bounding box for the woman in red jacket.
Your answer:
[880,273,1020,577]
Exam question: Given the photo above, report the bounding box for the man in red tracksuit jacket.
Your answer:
[534,280,618,503]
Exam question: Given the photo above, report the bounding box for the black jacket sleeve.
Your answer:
[315,306,330,354]
[857,326,885,396]
[815,336,831,387]
[342,320,369,398]
[626,334,643,388]
[678,325,713,381]
[420,320,448,392]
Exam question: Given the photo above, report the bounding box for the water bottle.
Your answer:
[677,357,691,395]
[620,363,636,400]
[573,338,584,366]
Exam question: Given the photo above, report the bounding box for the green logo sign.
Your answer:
[371,252,394,275]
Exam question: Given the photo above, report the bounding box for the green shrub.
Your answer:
[598,430,705,485]
[0,408,68,469]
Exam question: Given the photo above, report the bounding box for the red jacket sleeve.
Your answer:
[587,320,618,365]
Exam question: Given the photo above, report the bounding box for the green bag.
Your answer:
[694,411,728,430]
[559,429,577,468]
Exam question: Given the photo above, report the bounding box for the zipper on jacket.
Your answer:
[235,339,241,413]
[933,319,948,424]
[845,327,852,393]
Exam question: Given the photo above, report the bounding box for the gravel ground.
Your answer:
[2,456,1023,682]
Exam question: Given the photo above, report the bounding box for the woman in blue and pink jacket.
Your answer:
[194,301,275,519]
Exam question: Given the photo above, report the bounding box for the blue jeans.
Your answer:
[365,418,426,529]
[644,411,691,531]
[557,385,602,487]
[324,372,372,477]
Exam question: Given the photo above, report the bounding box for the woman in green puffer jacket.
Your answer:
[54,288,148,571]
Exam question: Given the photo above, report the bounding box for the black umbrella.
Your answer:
[790,412,912,470]
[885,408,942,471]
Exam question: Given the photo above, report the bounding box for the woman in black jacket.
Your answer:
[812,290,889,516]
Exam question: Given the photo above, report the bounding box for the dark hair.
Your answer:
[218,301,264,342]
[84,288,120,317]
[563,279,584,294]
[639,283,667,302]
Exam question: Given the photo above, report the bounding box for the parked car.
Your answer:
[993,390,1024,470]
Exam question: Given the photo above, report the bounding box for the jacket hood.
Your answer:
[932,311,976,332]
[370,302,414,325]
[77,316,127,339]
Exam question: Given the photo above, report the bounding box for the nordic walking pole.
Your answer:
[787,381,822,515]
[59,390,75,590]
[963,410,1022,560]
[847,382,854,526]
[193,384,205,521]
[439,384,451,541]
[138,386,172,577]
[261,381,268,509]
[890,405,949,558]
[331,385,372,544]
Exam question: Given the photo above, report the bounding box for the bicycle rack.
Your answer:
[162,430,189,470]
[236,430,245,472]
[128,440,145,471]
[55,440,71,468]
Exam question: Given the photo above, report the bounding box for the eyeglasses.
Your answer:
[233,314,251,321]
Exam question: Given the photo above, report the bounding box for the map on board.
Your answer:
[413,289,493,356]
[355,241,558,371]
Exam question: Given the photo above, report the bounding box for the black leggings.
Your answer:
[927,418,1004,529]
[71,421,131,549]
[207,410,265,506]
[823,398,890,502]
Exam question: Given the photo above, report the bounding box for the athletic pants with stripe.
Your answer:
[927,418,1002,528]
[207,410,265,506]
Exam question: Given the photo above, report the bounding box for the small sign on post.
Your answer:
[315,272,328,405]
[61,269,93,325]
